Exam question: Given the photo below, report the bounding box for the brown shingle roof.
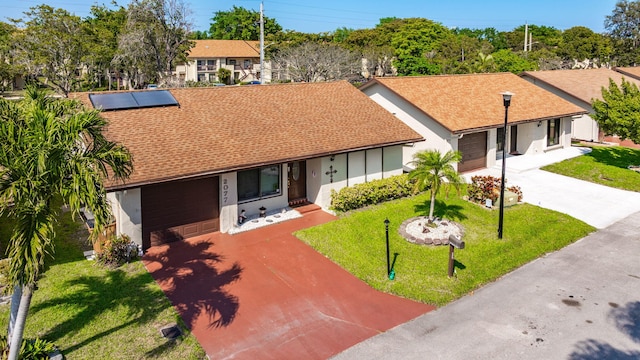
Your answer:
[614,66,640,81]
[361,73,587,134]
[77,82,423,190]
[187,40,260,58]
[521,68,640,105]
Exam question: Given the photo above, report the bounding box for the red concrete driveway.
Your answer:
[143,208,434,359]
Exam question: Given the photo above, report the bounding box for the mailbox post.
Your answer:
[448,235,465,277]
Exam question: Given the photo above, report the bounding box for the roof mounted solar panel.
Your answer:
[89,90,179,111]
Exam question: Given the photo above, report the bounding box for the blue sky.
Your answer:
[2,0,619,34]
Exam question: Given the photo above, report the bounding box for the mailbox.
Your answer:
[448,235,465,249]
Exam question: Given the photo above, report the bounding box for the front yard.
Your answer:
[542,145,640,192]
[0,210,205,359]
[296,189,595,307]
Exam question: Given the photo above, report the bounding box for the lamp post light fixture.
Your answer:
[498,91,513,239]
[384,218,390,277]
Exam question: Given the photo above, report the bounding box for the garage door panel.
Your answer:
[142,177,219,249]
[459,131,487,173]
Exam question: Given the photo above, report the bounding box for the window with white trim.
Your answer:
[547,118,560,146]
[237,166,281,202]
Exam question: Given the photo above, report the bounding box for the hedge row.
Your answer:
[330,174,414,212]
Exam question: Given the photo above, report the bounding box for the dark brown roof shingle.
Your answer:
[362,73,587,133]
[76,81,423,189]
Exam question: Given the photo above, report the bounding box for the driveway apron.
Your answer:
[464,146,640,229]
[143,208,433,360]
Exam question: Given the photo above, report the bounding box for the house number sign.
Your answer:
[222,178,229,204]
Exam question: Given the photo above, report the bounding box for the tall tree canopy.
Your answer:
[557,26,612,65]
[271,42,359,82]
[592,78,640,144]
[0,86,132,359]
[209,5,282,40]
[391,18,452,76]
[606,0,640,66]
[18,5,87,96]
[113,0,193,88]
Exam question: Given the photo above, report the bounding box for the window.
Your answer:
[496,127,505,152]
[209,73,216,82]
[547,118,560,146]
[197,73,206,82]
[237,166,281,202]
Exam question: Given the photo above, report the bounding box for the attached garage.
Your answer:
[141,177,219,248]
[458,131,487,172]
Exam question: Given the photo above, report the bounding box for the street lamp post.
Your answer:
[498,92,513,239]
[384,218,390,275]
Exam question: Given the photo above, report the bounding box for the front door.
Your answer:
[288,161,307,205]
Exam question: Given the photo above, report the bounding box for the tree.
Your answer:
[491,49,537,73]
[83,4,128,91]
[605,0,640,65]
[113,0,193,87]
[408,150,464,222]
[209,5,282,40]
[17,5,87,96]
[391,18,451,75]
[592,78,640,144]
[0,86,132,359]
[270,41,359,82]
[557,26,612,66]
[0,22,21,93]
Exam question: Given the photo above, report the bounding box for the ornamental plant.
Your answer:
[467,175,523,204]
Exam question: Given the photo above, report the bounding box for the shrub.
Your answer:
[467,175,523,204]
[95,234,139,268]
[330,174,414,212]
[0,335,57,360]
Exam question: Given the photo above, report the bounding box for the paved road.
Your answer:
[332,210,640,359]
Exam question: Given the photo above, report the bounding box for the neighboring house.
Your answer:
[521,68,640,142]
[174,40,270,84]
[76,81,423,250]
[361,73,587,172]
[614,66,640,81]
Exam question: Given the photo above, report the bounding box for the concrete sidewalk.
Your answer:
[464,146,640,229]
[332,211,640,359]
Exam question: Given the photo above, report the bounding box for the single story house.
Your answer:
[520,68,640,142]
[77,81,423,250]
[614,66,640,81]
[360,73,587,172]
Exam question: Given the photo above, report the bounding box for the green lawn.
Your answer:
[0,211,205,359]
[542,145,640,192]
[295,190,595,307]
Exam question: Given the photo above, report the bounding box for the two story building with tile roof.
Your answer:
[521,68,640,142]
[361,73,587,172]
[78,81,423,250]
[175,40,270,85]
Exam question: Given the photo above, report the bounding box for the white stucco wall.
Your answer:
[366,148,383,181]
[107,189,142,247]
[348,151,366,185]
[383,145,403,177]
[521,75,597,141]
[306,157,323,205]
[219,173,238,233]
[363,85,452,167]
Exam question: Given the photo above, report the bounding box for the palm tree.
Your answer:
[409,149,464,222]
[0,85,132,359]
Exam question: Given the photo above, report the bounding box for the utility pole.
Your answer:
[259,2,265,84]
[524,22,528,52]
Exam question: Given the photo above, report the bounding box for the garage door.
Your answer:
[141,177,219,249]
[458,131,487,172]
